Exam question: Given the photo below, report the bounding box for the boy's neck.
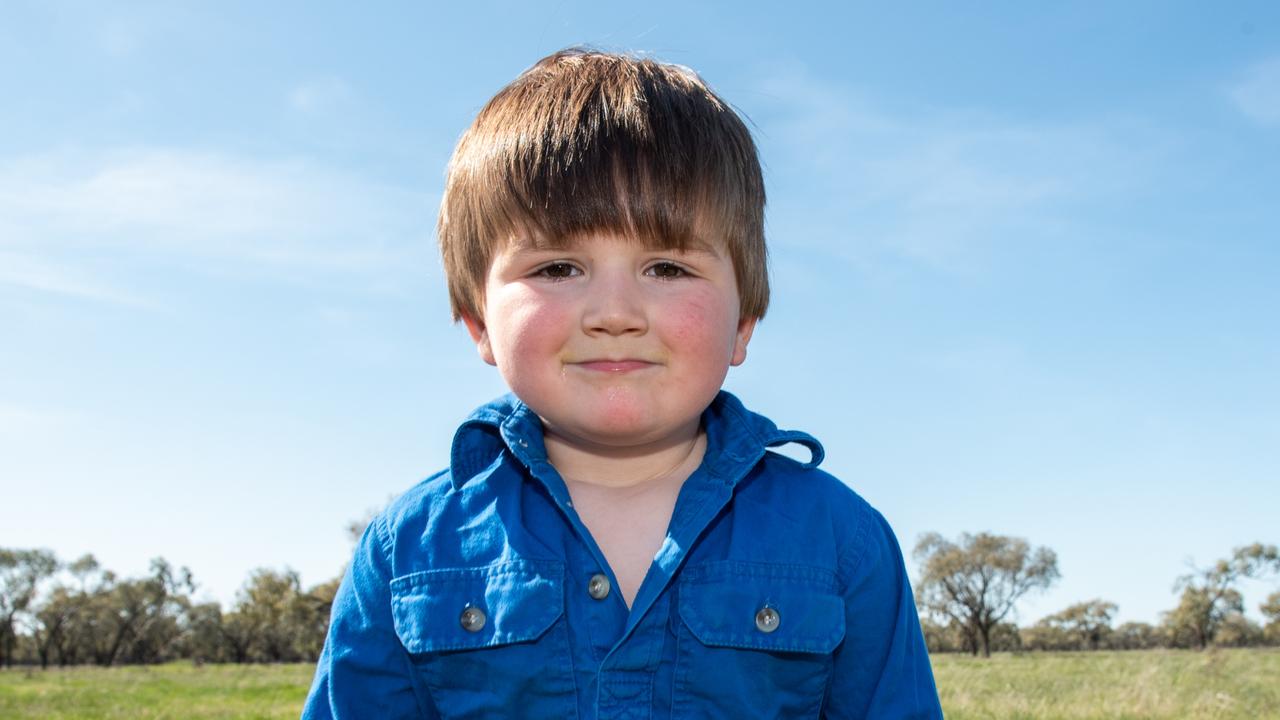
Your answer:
[542,418,706,491]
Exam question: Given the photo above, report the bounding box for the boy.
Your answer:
[303,49,942,719]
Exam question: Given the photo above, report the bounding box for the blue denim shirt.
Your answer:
[303,391,942,719]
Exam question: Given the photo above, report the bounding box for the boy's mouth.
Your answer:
[569,359,659,373]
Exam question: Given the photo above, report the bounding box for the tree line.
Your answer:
[2,535,1278,667]
[913,534,1280,657]
[0,549,337,668]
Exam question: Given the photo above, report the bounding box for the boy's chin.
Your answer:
[537,405,698,452]
[515,382,717,450]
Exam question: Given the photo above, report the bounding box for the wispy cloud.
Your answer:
[0,148,433,303]
[1228,57,1280,125]
[752,62,1165,272]
[0,251,151,306]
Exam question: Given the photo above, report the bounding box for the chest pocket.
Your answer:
[673,561,845,720]
[390,559,577,720]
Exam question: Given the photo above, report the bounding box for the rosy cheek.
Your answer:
[497,292,567,358]
[667,307,707,346]
[664,290,738,356]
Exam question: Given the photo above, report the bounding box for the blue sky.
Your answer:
[3,1,1278,626]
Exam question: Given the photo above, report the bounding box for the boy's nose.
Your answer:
[582,272,648,336]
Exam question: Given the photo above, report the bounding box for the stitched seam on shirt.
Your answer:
[626,614,662,717]
[406,628,559,652]
[674,635,842,653]
[837,499,874,589]
[671,611,690,719]
[390,560,564,589]
[373,508,394,562]
[414,568,553,582]
[681,560,838,588]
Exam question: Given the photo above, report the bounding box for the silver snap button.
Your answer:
[459,605,486,632]
[587,573,611,600]
[755,606,780,633]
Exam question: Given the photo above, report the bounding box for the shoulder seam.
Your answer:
[373,505,395,561]
[837,497,875,587]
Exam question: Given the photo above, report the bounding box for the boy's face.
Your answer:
[463,233,755,451]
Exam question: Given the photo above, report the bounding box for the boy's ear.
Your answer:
[461,313,497,366]
[730,316,757,367]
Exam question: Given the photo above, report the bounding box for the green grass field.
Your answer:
[932,648,1280,719]
[0,648,1276,719]
[0,662,312,720]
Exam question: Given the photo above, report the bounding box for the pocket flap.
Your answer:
[390,559,564,653]
[678,562,845,654]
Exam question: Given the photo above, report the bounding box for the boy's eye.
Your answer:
[535,262,581,279]
[646,262,687,279]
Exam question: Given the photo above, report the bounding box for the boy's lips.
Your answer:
[569,359,659,373]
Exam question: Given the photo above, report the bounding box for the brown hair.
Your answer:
[437,48,769,322]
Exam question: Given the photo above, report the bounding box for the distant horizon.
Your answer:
[12,523,1277,632]
[3,2,1278,630]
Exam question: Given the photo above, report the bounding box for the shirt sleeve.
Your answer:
[301,516,439,720]
[824,508,943,719]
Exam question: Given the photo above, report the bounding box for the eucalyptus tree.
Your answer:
[237,568,307,662]
[29,555,108,667]
[1164,543,1280,649]
[1262,591,1280,645]
[78,558,193,665]
[913,532,1059,657]
[1035,599,1118,651]
[0,548,58,667]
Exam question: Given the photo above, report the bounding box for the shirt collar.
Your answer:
[447,391,824,490]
